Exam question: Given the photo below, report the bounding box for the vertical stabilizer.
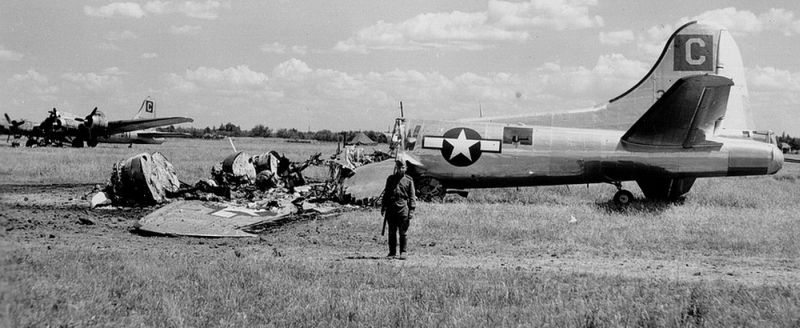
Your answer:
[133,97,156,120]
[605,21,749,131]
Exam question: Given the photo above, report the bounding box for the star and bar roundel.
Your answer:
[422,128,501,167]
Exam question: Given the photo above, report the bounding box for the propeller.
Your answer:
[84,107,98,125]
[4,113,24,127]
[4,113,25,142]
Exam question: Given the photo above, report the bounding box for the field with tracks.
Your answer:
[1,138,799,327]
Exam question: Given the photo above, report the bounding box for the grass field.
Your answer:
[0,137,341,184]
[1,139,799,327]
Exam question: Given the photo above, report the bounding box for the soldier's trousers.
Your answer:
[387,217,410,255]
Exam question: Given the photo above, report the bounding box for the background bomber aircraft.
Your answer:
[388,21,784,204]
[2,98,192,147]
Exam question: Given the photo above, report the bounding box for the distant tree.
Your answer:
[274,128,290,139]
[250,124,272,138]
[313,129,336,142]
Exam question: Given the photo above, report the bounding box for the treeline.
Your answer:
[157,123,388,143]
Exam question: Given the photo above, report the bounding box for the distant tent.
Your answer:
[781,142,791,153]
[348,132,377,145]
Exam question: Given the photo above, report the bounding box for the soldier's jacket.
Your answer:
[382,173,416,219]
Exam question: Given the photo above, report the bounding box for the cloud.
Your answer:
[84,2,145,18]
[161,56,656,131]
[746,66,800,134]
[61,67,126,91]
[167,65,269,94]
[536,54,648,99]
[748,66,800,91]
[85,1,230,19]
[98,43,122,51]
[141,52,159,59]
[8,69,59,98]
[335,12,526,53]
[632,8,800,59]
[104,30,138,41]
[685,7,800,36]
[487,0,604,31]
[290,46,308,55]
[335,0,601,53]
[261,42,308,55]
[10,69,49,84]
[144,0,230,20]
[692,8,762,34]
[599,30,634,46]
[0,45,23,61]
[170,25,202,35]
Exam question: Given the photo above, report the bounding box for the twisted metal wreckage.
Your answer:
[91,145,394,237]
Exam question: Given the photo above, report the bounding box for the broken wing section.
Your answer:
[621,75,733,149]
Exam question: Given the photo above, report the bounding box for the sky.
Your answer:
[2,0,800,135]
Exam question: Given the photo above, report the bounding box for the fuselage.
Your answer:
[97,131,165,144]
[402,119,782,189]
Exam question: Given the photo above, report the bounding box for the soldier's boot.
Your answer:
[388,235,397,258]
[398,235,407,260]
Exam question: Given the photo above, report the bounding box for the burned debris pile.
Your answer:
[108,152,181,205]
[92,147,394,237]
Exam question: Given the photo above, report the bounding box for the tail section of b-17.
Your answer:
[392,72,781,203]
[466,21,753,134]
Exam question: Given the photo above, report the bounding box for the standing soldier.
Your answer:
[381,160,416,259]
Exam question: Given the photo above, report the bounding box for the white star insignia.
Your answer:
[446,129,479,161]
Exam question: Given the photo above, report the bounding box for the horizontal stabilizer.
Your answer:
[621,75,732,149]
[107,117,193,134]
[136,131,192,138]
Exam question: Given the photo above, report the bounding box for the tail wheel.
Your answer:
[416,176,445,202]
[613,190,634,205]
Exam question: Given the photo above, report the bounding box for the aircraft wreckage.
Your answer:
[91,145,395,237]
[93,21,788,237]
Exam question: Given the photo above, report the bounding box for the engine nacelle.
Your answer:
[79,109,108,147]
[86,110,108,131]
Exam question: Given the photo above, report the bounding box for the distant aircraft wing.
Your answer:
[107,117,193,134]
[136,131,192,138]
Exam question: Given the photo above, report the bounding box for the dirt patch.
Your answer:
[2,184,798,288]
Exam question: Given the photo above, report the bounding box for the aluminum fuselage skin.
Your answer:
[404,120,782,189]
[97,131,165,144]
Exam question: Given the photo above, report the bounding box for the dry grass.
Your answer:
[3,246,799,327]
[0,138,342,184]
[1,140,799,327]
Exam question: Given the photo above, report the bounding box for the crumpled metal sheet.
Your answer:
[339,159,395,204]
[136,200,296,237]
